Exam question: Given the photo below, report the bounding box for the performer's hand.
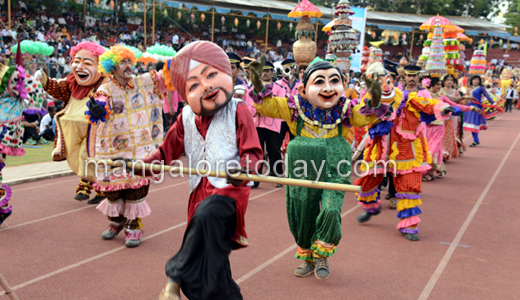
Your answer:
[226,166,247,187]
[363,73,382,107]
[88,97,105,118]
[34,69,46,85]
[472,107,483,114]
[249,55,265,93]
[441,106,457,116]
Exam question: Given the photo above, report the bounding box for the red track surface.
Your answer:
[1,112,519,300]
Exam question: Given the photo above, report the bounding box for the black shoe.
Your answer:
[357,208,380,223]
[74,193,90,201]
[87,195,105,205]
[0,211,12,226]
[469,142,479,147]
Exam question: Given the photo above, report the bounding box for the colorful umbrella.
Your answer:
[457,33,469,41]
[322,18,337,32]
[444,25,464,33]
[419,14,453,31]
[288,0,323,18]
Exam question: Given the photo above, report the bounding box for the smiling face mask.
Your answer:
[71,49,102,86]
[298,64,346,110]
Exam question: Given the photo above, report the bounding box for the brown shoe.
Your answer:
[388,198,398,210]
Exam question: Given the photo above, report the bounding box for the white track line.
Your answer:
[0,181,189,232]
[462,113,506,143]
[236,203,361,284]
[0,188,282,296]
[12,178,79,192]
[0,206,94,233]
[418,125,520,300]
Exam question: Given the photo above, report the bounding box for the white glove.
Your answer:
[34,69,44,81]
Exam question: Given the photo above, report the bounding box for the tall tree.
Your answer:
[505,0,520,33]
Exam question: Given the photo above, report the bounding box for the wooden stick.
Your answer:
[0,272,20,300]
[0,18,16,41]
[88,158,361,193]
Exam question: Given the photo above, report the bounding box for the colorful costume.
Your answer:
[441,86,465,159]
[243,60,284,188]
[425,82,473,177]
[0,47,43,225]
[156,41,262,300]
[463,85,494,145]
[355,65,453,241]
[250,59,390,279]
[275,58,302,142]
[39,41,106,203]
[86,45,166,247]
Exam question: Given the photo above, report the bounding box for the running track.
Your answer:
[1,112,519,299]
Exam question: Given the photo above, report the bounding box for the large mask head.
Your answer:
[379,71,395,100]
[1,66,28,99]
[281,59,297,81]
[70,42,105,86]
[297,61,346,110]
[169,41,234,116]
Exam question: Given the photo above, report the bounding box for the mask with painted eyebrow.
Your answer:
[297,68,346,110]
[71,49,102,86]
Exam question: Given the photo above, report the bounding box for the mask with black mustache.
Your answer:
[198,86,233,117]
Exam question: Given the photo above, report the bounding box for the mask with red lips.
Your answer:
[297,61,346,110]
[185,62,234,116]
[71,49,102,86]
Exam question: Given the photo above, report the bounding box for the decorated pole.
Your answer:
[265,13,270,50]
[409,27,415,61]
[289,0,322,67]
[143,0,147,47]
[8,0,10,30]
[315,20,319,43]
[87,158,362,193]
[211,8,215,42]
[83,0,87,32]
[152,0,155,44]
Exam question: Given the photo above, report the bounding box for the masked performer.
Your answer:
[355,65,456,242]
[36,42,107,204]
[244,60,285,188]
[0,47,43,224]
[274,58,301,142]
[86,45,166,248]
[248,57,390,280]
[150,41,262,300]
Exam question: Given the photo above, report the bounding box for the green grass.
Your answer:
[7,143,55,166]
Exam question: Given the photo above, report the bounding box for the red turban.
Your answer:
[169,41,232,101]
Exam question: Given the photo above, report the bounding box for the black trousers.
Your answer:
[166,195,242,300]
[23,127,41,143]
[41,128,55,141]
[279,121,294,145]
[254,127,283,188]
[256,127,283,177]
[505,98,513,112]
